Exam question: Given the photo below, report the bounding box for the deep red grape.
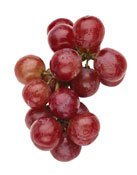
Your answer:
[48,24,75,52]
[15,55,45,84]
[22,79,51,108]
[73,16,105,53]
[50,48,82,81]
[94,48,127,82]
[70,68,100,97]
[77,102,89,114]
[68,112,100,146]
[47,18,73,34]
[49,88,80,119]
[31,117,63,151]
[101,76,124,87]
[51,133,81,162]
[25,106,53,129]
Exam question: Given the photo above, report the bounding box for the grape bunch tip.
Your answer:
[14,16,127,162]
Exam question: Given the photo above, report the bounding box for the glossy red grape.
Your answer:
[48,24,75,52]
[22,79,51,108]
[31,117,63,151]
[49,88,80,119]
[73,16,105,53]
[51,133,81,162]
[77,102,89,114]
[15,55,45,84]
[94,48,127,82]
[70,68,100,97]
[25,106,53,129]
[50,48,82,81]
[47,18,73,34]
[101,76,124,87]
[68,112,100,146]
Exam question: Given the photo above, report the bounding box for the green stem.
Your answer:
[55,81,60,91]
[41,71,52,76]
[90,53,97,60]
[46,79,51,85]
[85,59,90,68]
[41,71,56,79]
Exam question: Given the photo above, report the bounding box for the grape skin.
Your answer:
[94,48,127,82]
[47,18,73,34]
[48,24,75,52]
[77,102,89,114]
[22,79,51,108]
[73,16,105,53]
[68,112,100,146]
[25,106,53,129]
[51,133,81,162]
[101,76,124,87]
[15,55,45,84]
[30,117,63,151]
[70,68,100,97]
[50,48,82,81]
[49,88,80,119]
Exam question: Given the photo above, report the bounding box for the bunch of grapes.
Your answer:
[14,16,127,162]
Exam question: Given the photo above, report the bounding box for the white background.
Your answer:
[0,0,137,174]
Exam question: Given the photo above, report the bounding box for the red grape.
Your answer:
[31,117,63,151]
[50,48,82,81]
[22,79,51,108]
[68,112,100,146]
[101,76,124,87]
[51,133,81,162]
[48,24,75,52]
[73,16,105,53]
[77,102,89,114]
[70,68,100,97]
[94,48,127,82]
[47,18,73,34]
[49,88,80,119]
[25,106,53,129]
[15,55,45,84]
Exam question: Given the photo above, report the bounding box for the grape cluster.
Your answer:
[14,16,127,162]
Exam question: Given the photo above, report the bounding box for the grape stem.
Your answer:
[55,81,60,91]
[75,48,96,62]
[42,70,57,86]
[57,119,70,133]
[85,59,90,68]
[41,71,56,79]
[46,79,51,85]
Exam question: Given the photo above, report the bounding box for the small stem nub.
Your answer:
[41,71,56,79]
[85,59,89,68]
[75,47,97,63]
[41,71,47,76]
[55,81,60,91]
[90,53,97,60]
[46,79,51,85]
